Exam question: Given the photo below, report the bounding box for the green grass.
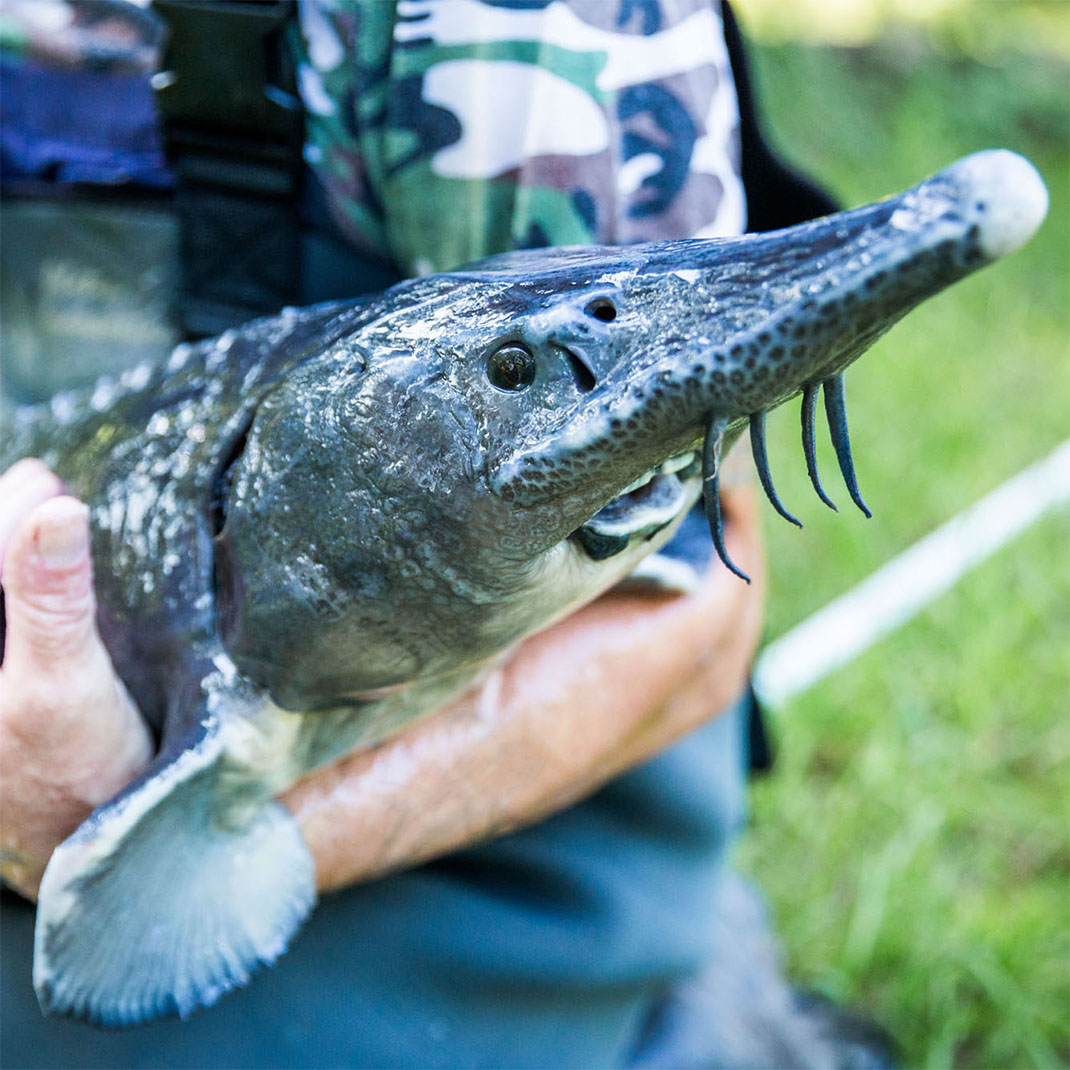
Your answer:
[734,36,1070,1068]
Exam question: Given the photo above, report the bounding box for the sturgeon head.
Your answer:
[215,151,1046,710]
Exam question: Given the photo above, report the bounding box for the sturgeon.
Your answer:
[0,150,1047,1026]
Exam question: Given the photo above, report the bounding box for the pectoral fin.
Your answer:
[33,717,316,1027]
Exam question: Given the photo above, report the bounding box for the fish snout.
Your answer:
[948,149,1049,261]
[708,150,1049,577]
[491,152,1047,581]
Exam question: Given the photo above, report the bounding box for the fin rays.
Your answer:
[33,724,317,1027]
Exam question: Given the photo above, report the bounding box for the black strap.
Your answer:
[744,681,776,775]
[721,0,839,232]
[152,0,303,339]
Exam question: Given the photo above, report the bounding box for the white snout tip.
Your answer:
[956,149,1049,259]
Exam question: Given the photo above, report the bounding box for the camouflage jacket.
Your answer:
[293,0,746,274]
[1,0,837,271]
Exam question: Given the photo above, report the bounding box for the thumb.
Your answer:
[0,494,151,790]
[0,497,152,898]
[2,496,100,674]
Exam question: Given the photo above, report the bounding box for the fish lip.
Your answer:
[571,452,701,560]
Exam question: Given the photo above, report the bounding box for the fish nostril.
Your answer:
[586,298,617,323]
[565,348,597,392]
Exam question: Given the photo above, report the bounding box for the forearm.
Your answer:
[285,485,764,893]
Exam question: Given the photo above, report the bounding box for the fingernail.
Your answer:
[35,505,89,569]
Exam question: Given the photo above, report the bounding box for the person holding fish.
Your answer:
[0,2,891,1066]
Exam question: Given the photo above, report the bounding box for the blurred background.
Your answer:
[731,1,1068,1066]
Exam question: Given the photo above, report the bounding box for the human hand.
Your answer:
[0,460,152,899]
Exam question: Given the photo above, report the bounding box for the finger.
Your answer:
[2,496,99,674]
[0,459,65,580]
[1,496,151,775]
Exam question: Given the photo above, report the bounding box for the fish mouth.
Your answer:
[572,452,701,560]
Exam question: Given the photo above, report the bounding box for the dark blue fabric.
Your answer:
[0,696,749,1069]
[659,505,718,570]
[0,57,171,188]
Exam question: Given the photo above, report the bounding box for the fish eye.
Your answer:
[487,343,537,392]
